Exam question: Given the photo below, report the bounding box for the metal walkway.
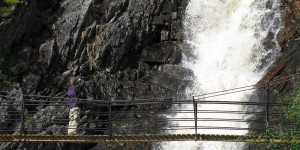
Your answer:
[0,74,299,143]
[1,134,298,143]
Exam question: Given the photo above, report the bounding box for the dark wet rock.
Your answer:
[262,32,277,50]
[106,0,128,21]
[259,0,300,84]
[0,0,61,55]
[277,0,300,44]
[53,0,92,62]
[266,0,273,9]
[22,73,41,94]
[141,41,182,65]
[87,22,97,42]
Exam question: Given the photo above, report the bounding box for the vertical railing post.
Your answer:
[108,100,113,141]
[20,100,25,135]
[19,99,25,143]
[265,83,270,141]
[193,96,197,141]
[90,101,95,135]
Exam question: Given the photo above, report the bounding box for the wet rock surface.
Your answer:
[259,0,300,84]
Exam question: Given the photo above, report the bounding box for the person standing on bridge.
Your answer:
[67,77,85,134]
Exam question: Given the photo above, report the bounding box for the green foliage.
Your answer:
[267,83,300,149]
[267,125,299,150]
[4,0,21,5]
[26,116,33,123]
[0,72,12,89]
[0,0,21,19]
[0,6,11,17]
[0,53,26,90]
[8,61,25,77]
[284,84,300,127]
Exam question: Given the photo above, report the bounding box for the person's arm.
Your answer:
[76,78,85,87]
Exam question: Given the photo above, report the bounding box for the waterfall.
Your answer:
[160,0,280,149]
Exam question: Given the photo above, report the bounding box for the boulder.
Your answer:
[37,40,55,72]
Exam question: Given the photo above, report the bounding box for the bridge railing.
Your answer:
[0,73,299,141]
[0,98,296,137]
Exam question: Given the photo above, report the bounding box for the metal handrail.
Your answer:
[0,73,299,142]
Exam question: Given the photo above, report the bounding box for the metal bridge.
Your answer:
[0,74,299,143]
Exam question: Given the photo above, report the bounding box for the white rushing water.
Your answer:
[160,0,281,149]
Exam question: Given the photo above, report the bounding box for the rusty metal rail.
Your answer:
[0,134,299,143]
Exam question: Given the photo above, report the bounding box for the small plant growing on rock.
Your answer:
[0,53,26,90]
[0,0,21,20]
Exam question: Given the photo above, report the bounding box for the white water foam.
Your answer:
[160,0,281,149]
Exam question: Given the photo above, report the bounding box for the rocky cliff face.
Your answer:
[0,0,191,149]
[0,0,191,100]
[1,0,300,149]
[260,0,300,84]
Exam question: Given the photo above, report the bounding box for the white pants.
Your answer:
[68,107,80,134]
